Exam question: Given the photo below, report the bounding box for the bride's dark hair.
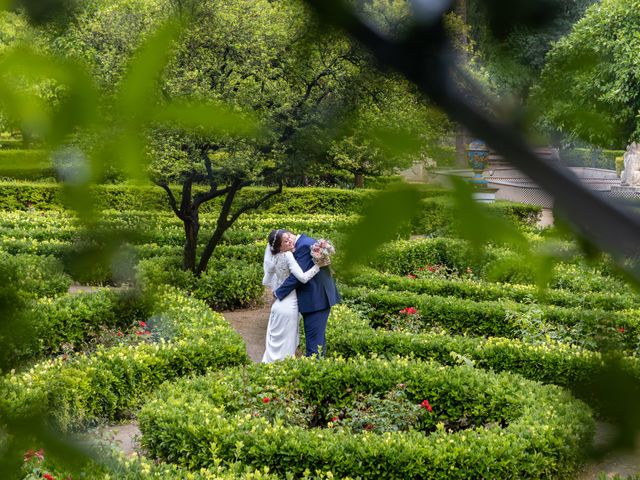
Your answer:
[268,229,289,255]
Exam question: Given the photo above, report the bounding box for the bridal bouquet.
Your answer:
[310,238,336,265]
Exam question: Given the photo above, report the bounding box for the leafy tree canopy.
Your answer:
[531,0,640,147]
[471,0,595,100]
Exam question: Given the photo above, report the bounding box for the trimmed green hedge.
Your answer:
[0,182,376,213]
[412,197,541,235]
[0,251,70,299]
[139,357,594,479]
[345,267,640,311]
[0,150,54,180]
[1,289,148,372]
[0,287,249,432]
[326,305,639,415]
[340,286,640,353]
[368,237,482,275]
[560,148,624,170]
[136,256,264,310]
[369,238,631,294]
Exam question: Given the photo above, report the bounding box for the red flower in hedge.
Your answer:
[420,399,433,412]
[618,327,626,334]
[43,473,55,480]
[262,397,270,404]
[406,274,416,279]
[427,266,435,272]
[135,331,143,336]
[400,307,418,315]
[331,417,338,422]
[117,331,123,337]
[364,423,374,431]
[139,321,147,328]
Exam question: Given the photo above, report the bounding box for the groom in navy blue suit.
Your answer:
[274,231,340,357]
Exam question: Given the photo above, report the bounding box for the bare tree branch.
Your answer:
[155,181,183,220]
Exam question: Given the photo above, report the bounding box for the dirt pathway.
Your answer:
[222,302,270,362]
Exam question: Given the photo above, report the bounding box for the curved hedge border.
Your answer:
[340,286,640,353]
[26,449,280,480]
[2,289,148,371]
[0,287,249,432]
[340,287,640,351]
[139,357,594,479]
[326,306,640,418]
[346,267,639,311]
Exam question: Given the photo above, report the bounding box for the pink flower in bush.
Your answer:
[43,474,55,480]
[406,274,416,279]
[23,448,44,463]
[139,321,147,328]
[331,417,338,422]
[262,397,270,404]
[420,399,433,412]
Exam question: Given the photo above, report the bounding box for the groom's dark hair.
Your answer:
[268,229,291,255]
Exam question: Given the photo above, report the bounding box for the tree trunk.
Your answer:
[354,171,364,188]
[182,212,199,272]
[196,180,240,275]
[456,124,468,168]
[196,223,226,275]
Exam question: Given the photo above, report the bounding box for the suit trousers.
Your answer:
[302,307,330,357]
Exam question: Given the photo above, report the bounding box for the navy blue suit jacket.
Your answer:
[274,234,340,313]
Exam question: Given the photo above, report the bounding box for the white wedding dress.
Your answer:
[261,247,320,363]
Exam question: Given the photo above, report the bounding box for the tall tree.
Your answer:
[531,0,640,147]
[54,0,437,273]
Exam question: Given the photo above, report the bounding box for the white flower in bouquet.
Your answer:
[310,238,335,265]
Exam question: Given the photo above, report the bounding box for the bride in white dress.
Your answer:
[261,229,322,363]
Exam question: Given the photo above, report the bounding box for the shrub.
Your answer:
[340,286,640,353]
[0,150,54,180]
[194,261,264,310]
[1,289,150,373]
[0,287,249,431]
[0,251,70,299]
[139,357,594,479]
[136,257,264,310]
[411,198,541,235]
[368,238,484,275]
[0,183,376,214]
[345,268,639,311]
[326,305,638,415]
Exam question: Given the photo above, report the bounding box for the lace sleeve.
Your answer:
[284,251,319,283]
